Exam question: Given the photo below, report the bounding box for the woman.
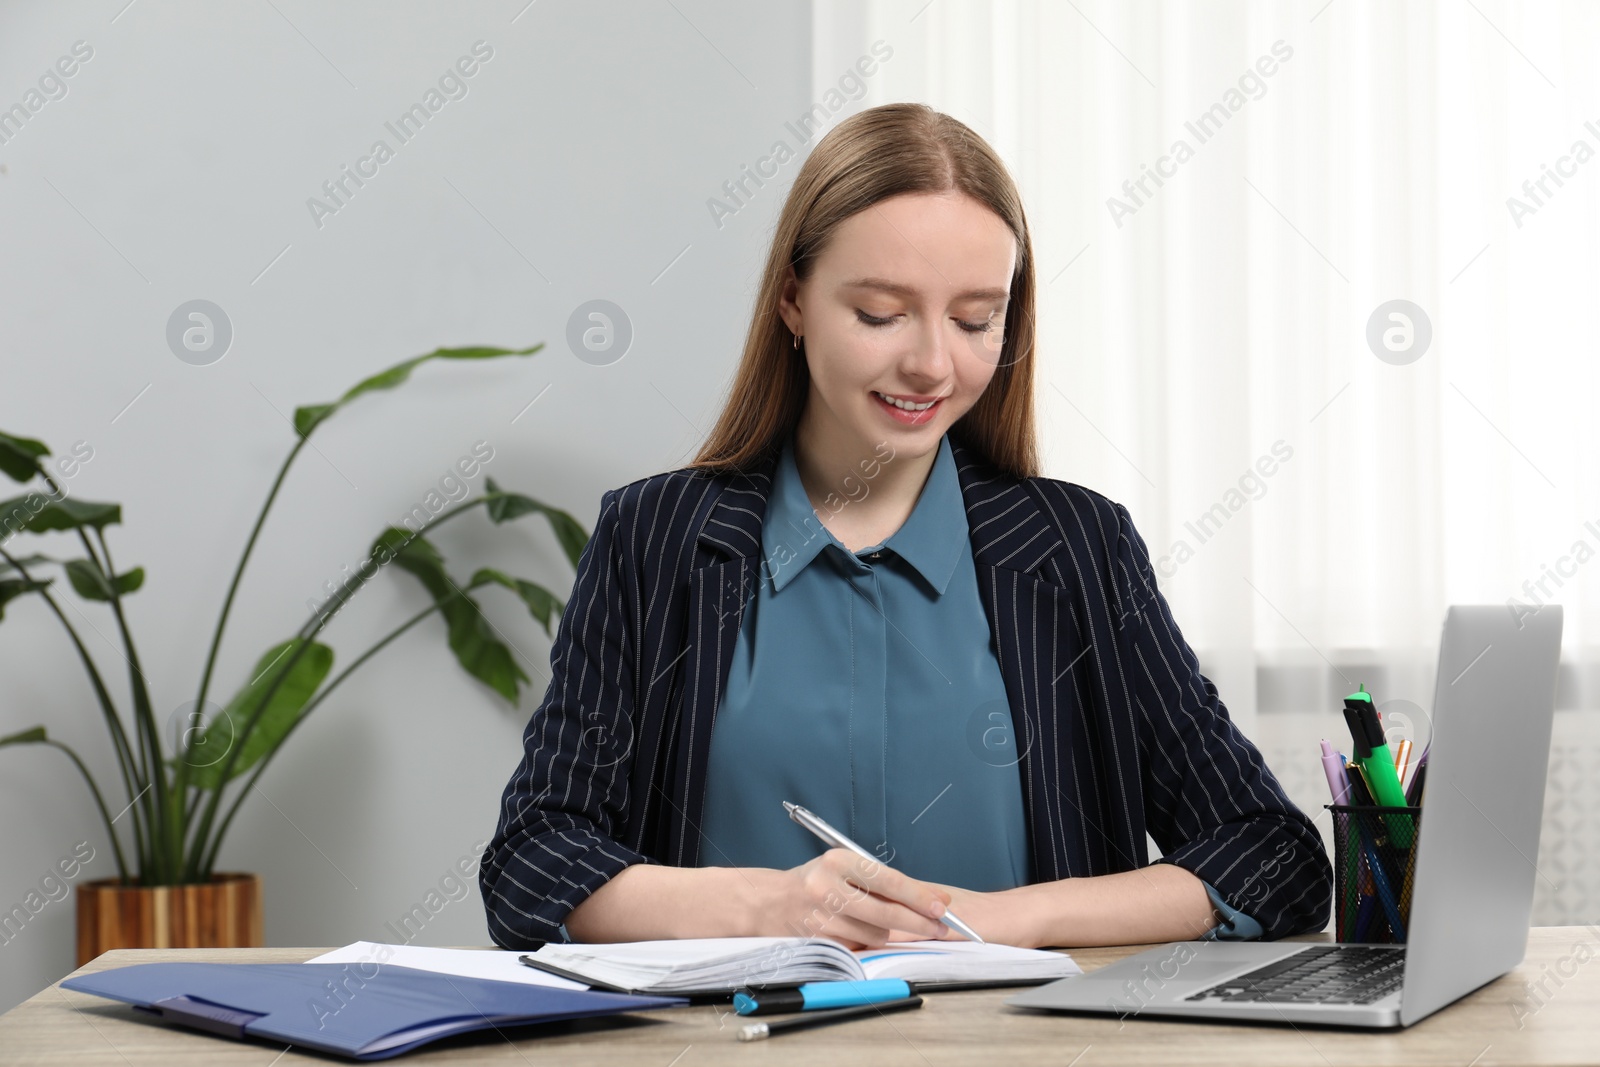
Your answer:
[480,102,1330,950]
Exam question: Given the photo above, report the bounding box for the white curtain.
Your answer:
[812,0,1600,725]
[814,0,1600,921]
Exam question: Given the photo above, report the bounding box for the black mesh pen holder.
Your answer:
[1326,804,1422,944]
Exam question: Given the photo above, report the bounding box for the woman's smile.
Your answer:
[871,389,945,425]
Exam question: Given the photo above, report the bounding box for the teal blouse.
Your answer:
[689,429,1261,940]
[697,430,1032,891]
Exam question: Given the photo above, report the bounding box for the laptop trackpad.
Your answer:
[1008,955,1242,1012]
[1155,961,1239,986]
[1079,945,1287,993]
[1076,960,1240,989]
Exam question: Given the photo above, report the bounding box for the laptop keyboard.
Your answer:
[1185,945,1405,1006]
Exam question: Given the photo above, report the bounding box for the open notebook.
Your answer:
[519,937,1081,995]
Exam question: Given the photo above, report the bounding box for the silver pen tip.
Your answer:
[943,914,986,943]
[738,1023,770,1041]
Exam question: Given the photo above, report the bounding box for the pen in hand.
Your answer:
[782,801,986,944]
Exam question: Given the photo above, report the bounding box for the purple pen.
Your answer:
[1320,739,1351,804]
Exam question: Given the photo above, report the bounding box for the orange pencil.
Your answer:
[1393,738,1413,784]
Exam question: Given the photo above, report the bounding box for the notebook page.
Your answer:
[528,937,863,991]
[538,937,799,967]
[307,942,588,990]
[854,940,1080,982]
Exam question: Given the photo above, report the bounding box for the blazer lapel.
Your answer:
[950,438,1089,884]
[663,464,773,866]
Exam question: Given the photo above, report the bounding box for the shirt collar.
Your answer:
[760,431,967,597]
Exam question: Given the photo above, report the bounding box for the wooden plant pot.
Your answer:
[75,872,264,966]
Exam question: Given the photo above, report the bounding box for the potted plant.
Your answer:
[0,343,586,965]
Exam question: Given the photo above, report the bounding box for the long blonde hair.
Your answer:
[688,102,1040,480]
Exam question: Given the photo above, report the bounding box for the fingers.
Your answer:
[849,892,946,939]
[821,850,949,939]
[772,851,955,943]
[830,849,949,914]
[819,912,896,948]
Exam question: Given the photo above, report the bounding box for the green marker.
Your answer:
[1342,684,1414,847]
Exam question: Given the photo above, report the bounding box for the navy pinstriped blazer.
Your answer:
[480,430,1332,948]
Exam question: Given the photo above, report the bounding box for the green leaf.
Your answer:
[185,638,335,790]
[471,567,565,636]
[0,576,52,620]
[64,559,145,601]
[291,343,544,439]
[0,493,120,536]
[0,725,47,748]
[0,553,53,577]
[292,404,336,439]
[482,477,590,568]
[372,527,530,702]
[0,431,49,483]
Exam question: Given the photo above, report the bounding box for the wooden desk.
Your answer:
[2,928,1596,1065]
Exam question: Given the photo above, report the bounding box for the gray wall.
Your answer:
[0,0,813,1014]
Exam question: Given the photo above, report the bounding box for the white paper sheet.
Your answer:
[307,941,590,990]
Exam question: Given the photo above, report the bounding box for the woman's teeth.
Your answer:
[873,391,938,411]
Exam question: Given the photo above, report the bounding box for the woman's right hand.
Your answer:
[740,848,953,949]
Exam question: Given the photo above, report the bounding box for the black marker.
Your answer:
[736,995,924,1041]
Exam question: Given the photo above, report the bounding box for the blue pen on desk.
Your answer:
[782,801,985,944]
[735,978,912,1015]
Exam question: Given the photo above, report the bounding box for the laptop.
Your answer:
[1006,604,1564,1028]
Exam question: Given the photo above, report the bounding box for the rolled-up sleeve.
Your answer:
[1109,502,1332,939]
[1200,880,1265,941]
[479,487,656,949]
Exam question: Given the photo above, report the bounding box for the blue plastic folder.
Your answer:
[60,962,686,1060]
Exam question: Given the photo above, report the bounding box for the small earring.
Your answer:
[793,332,801,350]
